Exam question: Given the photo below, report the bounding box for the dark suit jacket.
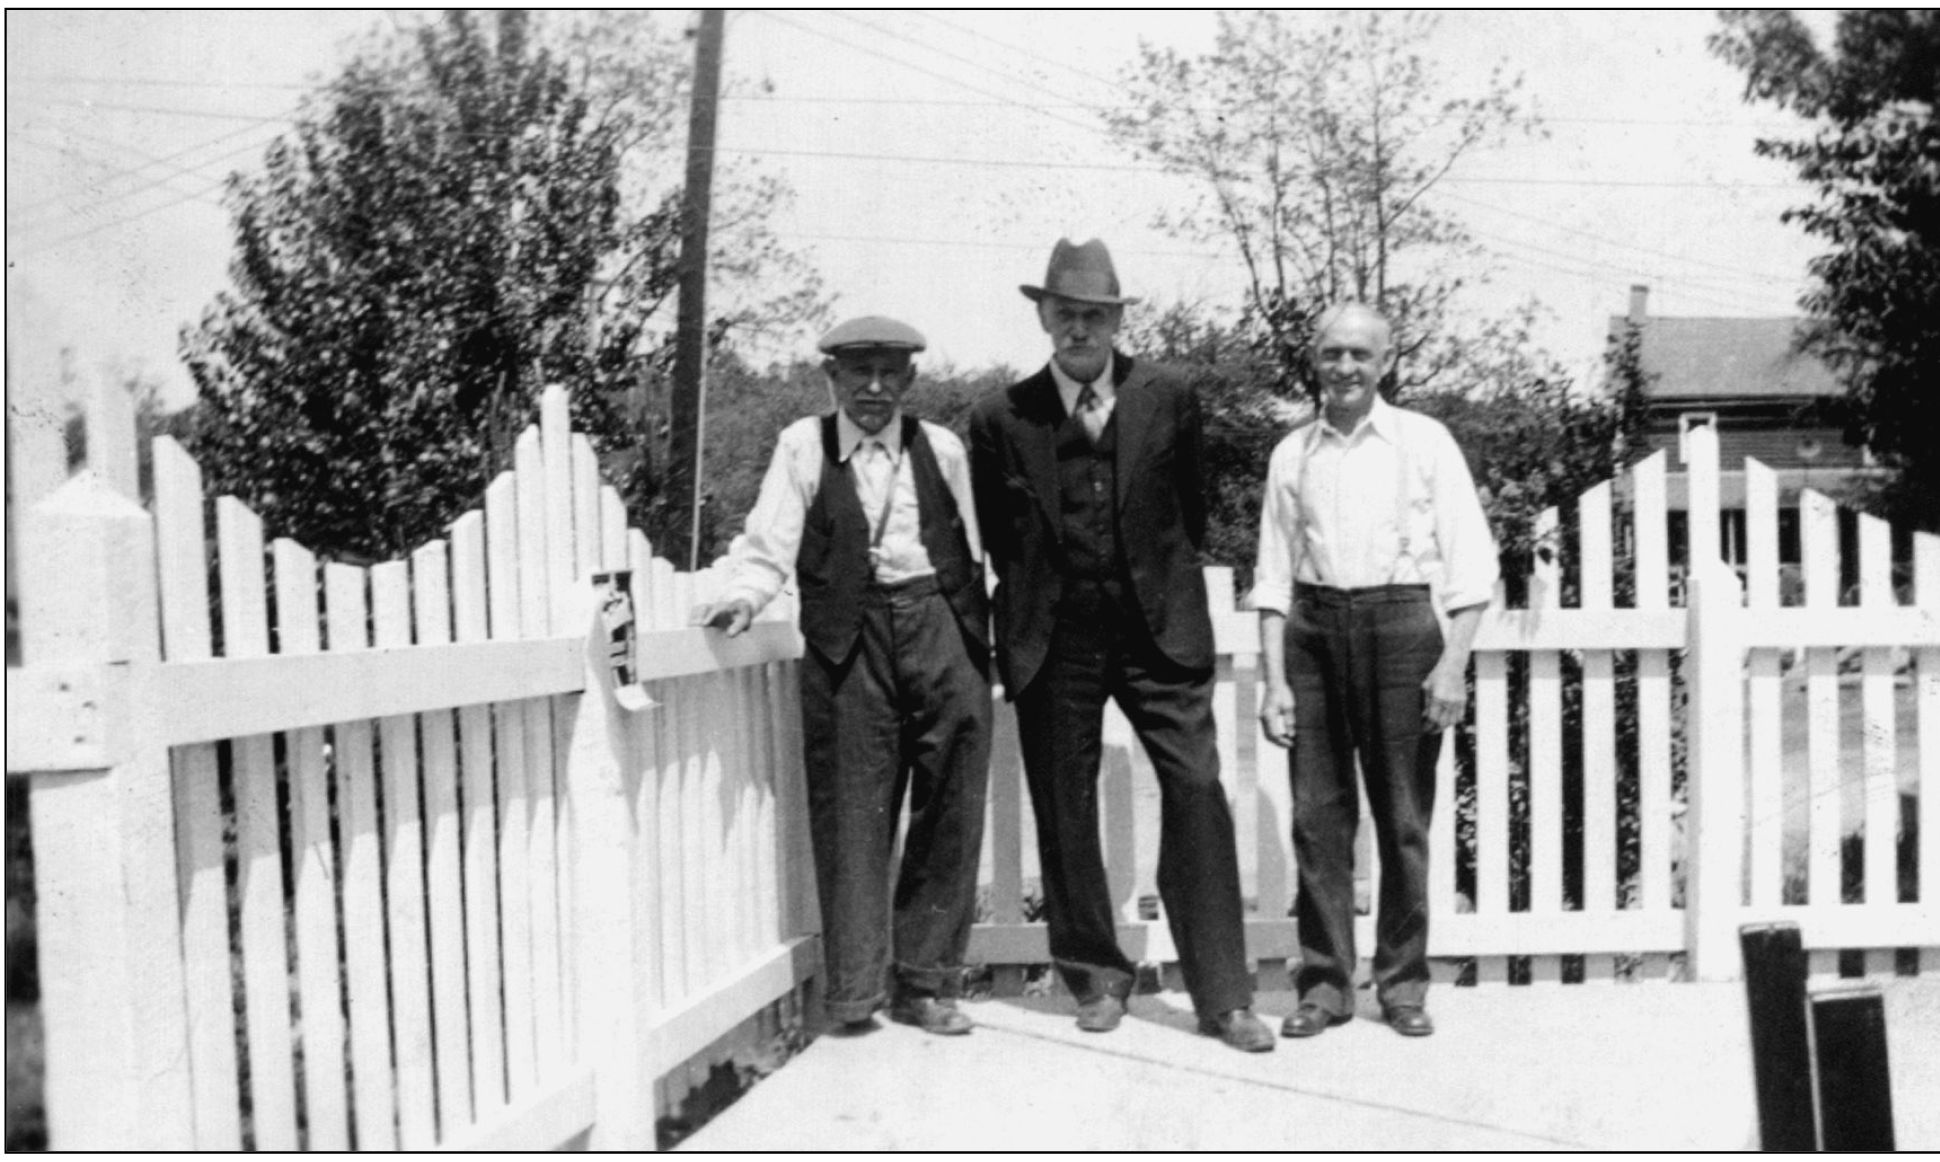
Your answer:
[968,351,1215,696]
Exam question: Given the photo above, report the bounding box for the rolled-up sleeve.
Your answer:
[719,419,817,614]
[1428,423,1499,612]
[1248,434,1302,615]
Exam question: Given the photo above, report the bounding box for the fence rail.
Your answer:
[969,426,1939,987]
[8,385,1938,1151]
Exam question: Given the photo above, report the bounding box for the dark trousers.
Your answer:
[1285,583,1444,1013]
[800,577,992,1023]
[1014,579,1253,1016]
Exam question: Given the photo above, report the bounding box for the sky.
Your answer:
[7,10,1831,412]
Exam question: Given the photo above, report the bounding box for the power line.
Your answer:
[1441,186,1803,285]
[712,140,1803,192]
[15,70,1813,132]
[12,174,231,259]
[831,9,1115,123]
[751,10,1105,140]
[914,11,1127,97]
[20,96,291,123]
[9,73,313,90]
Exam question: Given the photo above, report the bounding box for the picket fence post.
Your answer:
[16,468,196,1148]
[1685,555,1747,982]
[563,587,654,1149]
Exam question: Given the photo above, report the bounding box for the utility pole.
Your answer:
[669,8,724,571]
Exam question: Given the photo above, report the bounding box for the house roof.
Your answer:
[1607,315,1841,400]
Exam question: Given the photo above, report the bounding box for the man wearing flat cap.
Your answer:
[698,316,991,1036]
[968,240,1273,1052]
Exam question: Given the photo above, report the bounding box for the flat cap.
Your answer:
[817,315,927,354]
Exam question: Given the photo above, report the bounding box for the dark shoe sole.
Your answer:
[1197,1020,1276,1053]
[1385,1009,1435,1037]
[888,1005,973,1036]
[1280,1009,1352,1038]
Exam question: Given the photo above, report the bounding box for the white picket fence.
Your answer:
[9,383,813,1150]
[8,382,1939,1151]
[971,424,1939,987]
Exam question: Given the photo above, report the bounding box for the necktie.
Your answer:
[1074,382,1105,444]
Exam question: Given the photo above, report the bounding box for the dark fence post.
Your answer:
[1739,923,1817,1150]
[1811,986,1895,1151]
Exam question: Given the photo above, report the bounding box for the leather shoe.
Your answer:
[1385,1005,1434,1037]
[888,996,973,1036]
[1075,994,1127,1033]
[1280,1004,1351,1038]
[1198,1007,1275,1053]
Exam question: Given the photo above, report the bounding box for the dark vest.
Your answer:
[796,414,989,668]
[1054,408,1123,582]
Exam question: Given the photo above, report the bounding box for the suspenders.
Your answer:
[1293,416,1417,589]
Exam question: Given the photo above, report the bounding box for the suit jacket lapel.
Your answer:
[1013,369,1065,533]
[1111,352,1156,512]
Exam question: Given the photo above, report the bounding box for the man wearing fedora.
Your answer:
[968,239,1273,1052]
[697,316,992,1037]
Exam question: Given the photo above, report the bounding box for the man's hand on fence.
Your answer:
[1259,680,1296,748]
[695,598,755,638]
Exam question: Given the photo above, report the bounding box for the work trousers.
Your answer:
[1285,582,1444,1013]
[800,576,992,1023]
[1014,579,1253,1017]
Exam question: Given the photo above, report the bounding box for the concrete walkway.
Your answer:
[680,979,1940,1152]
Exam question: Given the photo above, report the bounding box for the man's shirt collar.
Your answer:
[1048,351,1116,409]
[836,408,904,462]
[1316,392,1396,444]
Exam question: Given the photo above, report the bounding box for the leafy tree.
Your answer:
[1710,10,1940,531]
[1104,10,1540,397]
[180,11,825,563]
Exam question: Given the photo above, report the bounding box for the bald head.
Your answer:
[1310,302,1392,354]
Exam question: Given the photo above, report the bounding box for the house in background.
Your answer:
[1612,284,1884,589]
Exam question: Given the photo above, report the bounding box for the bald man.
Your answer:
[1252,303,1498,1039]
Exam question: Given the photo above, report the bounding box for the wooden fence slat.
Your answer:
[626,532,667,1014]
[1920,533,1940,976]
[572,433,602,580]
[1745,461,1784,909]
[374,560,438,1149]
[1858,512,1901,979]
[1475,641,1510,918]
[540,386,576,633]
[700,670,730,985]
[272,539,350,1150]
[215,496,299,1151]
[324,563,397,1150]
[413,540,473,1136]
[517,424,567,1076]
[1858,515,1897,916]
[452,509,509,1112]
[1528,509,1563,983]
[1803,490,1842,907]
[1428,737,1457,922]
[487,470,538,1098]
[1579,480,1617,935]
[152,439,243,1150]
[1632,453,1674,914]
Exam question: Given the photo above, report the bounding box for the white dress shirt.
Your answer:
[1048,352,1117,431]
[720,409,983,613]
[1250,395,1498,616]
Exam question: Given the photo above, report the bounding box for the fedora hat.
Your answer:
[1019,238,1141,306]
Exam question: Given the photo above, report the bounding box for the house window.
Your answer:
[1677,412,1717,465]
